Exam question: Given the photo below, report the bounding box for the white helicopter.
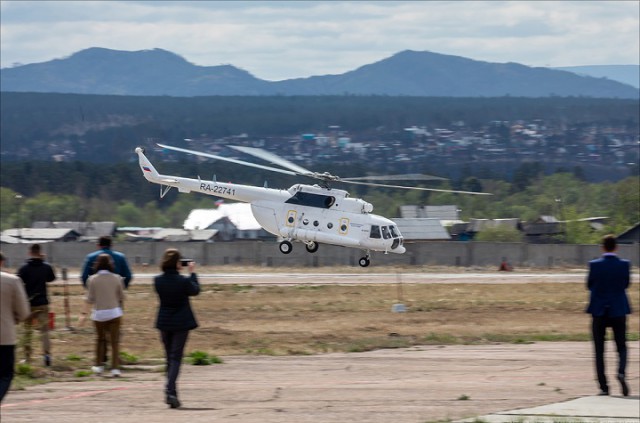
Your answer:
[135,144,490,267]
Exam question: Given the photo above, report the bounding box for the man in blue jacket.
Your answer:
[81,236,132,289]
[586,234,631,396]
[81,236,132,365]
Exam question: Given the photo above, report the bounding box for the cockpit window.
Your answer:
[381,226,391,239]
[285,192,335,209]
[370,225,381,239]
[389,225,399,238]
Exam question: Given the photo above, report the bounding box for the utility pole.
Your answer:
[15,194,23,241]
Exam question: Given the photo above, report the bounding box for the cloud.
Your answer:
[1,1,638,80]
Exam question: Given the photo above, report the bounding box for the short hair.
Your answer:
[161,248,181,272]
[94,253,114,273]
[98,236,112,248]
[602,234,617,252]
[30,244,41,256]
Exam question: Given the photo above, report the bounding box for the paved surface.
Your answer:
[463,395,640,422]
[54,271,606,286]
[2,342,638,423]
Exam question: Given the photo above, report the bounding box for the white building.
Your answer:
[184,202,273,241]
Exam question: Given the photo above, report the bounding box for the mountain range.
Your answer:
[1,48,638,98]
[554,65,639,89]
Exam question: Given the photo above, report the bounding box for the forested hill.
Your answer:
[2,48,638,98]
[2,92,638,165]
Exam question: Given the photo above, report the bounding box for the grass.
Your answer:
[65,353,83,361]
[119,351,139,364]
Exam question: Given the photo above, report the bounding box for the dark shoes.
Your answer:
[166,394,181,409]
[617,374,629,397]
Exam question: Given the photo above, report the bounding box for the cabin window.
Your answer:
[286,192,336,209]
[370,225,381,239]
[389,225,400,238]
[381,226,391,239]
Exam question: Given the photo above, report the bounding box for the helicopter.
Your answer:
[135,144,490,267]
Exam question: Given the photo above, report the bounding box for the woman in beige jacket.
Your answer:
[86,254,125,377]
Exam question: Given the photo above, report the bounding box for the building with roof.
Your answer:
[399,205,460,220]
[449,218,521,241]
[183,203,274,241]
[32,221,116,241]
[392,218,451,241]
[1,228,81,243]
[151,229,218,242]
[617,222,640,244]
[467,218,520,233]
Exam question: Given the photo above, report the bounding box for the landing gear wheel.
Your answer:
[305,242,319,253]
[358,257,370,267]
[279,240,293,254]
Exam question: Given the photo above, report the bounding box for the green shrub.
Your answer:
[65,354,82,361]
[189,351,210,365]
[187,351,223,365]
[16,363,34,377]
[119,351,139,364]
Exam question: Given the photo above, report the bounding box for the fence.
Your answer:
[1,240,637,270]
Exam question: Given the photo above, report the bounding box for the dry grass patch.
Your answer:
[36,281,638,363]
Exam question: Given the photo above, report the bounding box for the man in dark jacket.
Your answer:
[17,244,56,366]
[154,248,200,409]
[586,234,632,397]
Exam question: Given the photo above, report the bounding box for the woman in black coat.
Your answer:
[154,248,200,409]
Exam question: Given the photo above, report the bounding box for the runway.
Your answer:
[50,271,608,286]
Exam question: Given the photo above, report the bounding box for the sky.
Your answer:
[1,1,638,81]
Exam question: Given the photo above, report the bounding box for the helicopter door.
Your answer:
[338,218,349,235]
[285,210,297,227]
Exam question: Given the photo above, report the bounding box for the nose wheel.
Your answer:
[279,240,293,254]
[358,253,371,267]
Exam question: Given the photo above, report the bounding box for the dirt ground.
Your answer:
[2,342,638,423]
[1,269,638,422]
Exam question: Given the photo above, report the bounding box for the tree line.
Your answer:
[1,159,637,244]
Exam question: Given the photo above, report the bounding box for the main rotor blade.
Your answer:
[157,144,300,177]
[341,173,447,182]
[340,180,493,195]
[229,145,313,175]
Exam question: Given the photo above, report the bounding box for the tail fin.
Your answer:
[135,147,162,183]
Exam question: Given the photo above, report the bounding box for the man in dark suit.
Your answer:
[586,234,632,396]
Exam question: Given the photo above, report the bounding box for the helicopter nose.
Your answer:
[391,238,405,253]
